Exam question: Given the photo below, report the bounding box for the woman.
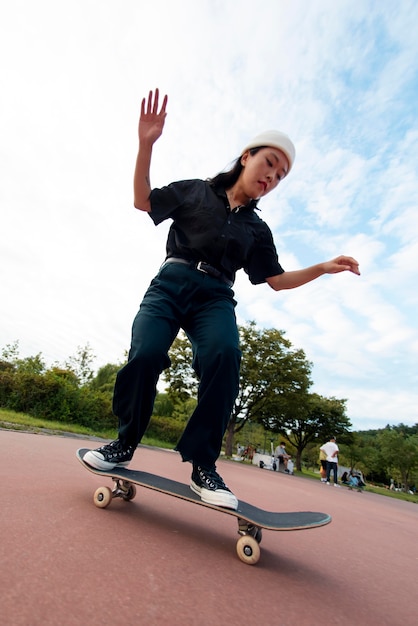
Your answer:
[84,89,360,510]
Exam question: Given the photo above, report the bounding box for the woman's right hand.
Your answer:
[139,88,168,146]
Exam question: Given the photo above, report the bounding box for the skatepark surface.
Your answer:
[1,430,416,625]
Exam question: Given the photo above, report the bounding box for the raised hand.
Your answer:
[266,255,360,290]
[139,88,168,147]
[323,256,360,275]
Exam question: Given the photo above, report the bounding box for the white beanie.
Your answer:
[241,130,296,172]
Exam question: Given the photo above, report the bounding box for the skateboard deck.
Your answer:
[76,448,331,564]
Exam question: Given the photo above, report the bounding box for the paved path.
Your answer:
[1,430,417,625]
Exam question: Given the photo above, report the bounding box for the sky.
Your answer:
[1,0,417,432]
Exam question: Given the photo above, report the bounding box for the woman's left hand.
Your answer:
[323,256,360,275]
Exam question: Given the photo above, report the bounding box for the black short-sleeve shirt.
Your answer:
[149,179,284,285]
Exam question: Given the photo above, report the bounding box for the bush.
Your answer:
[0,367,116,432]
[0,369,15,408]
[145,415,186,445]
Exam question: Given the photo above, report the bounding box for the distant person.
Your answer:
[341,471,349,484]
[244,445,255,462]
[347,472,362,491]
[348,469,365,489]
[236,443,244,457]
[320,436,340,487]
[319,448,328,482]
[83,88,359,510]
[274,442,290,470]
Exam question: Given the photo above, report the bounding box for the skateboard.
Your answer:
[76,448,331,565]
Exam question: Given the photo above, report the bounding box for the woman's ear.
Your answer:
[241,150,250,166]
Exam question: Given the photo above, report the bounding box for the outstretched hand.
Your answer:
[323,256,360,275]
[139,88,168,147]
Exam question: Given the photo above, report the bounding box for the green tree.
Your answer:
[225,323,312,456]
[348,429,388,483]
[65,344,95,386]
[1,340,20,363]
[1,340,46,375]
[163,333,197,402]
[338,431,370,476]
[263,392,351,471]
[89,363,120,396]
[152,392,175,417]
[377,428,418,490]
[163,322,314,457]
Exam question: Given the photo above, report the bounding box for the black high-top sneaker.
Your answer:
[190,464,238,510]
[83,440,134,470]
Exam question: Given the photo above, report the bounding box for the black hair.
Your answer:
[208,146,265,191]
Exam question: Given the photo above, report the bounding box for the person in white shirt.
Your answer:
[320,436,340,487]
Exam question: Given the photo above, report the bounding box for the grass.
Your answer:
[0,407,172,448]
[0,408,116,440]
[1,408,417,504]
[362,483,418,503]
[295,466,418,503]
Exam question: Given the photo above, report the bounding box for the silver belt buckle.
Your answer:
[196,261,208,274]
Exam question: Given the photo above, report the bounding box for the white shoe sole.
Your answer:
[190,479,201,495]
[190,481,238,510]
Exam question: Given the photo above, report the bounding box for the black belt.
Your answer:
[162,257,233,287]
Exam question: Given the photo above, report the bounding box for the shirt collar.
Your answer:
[211,183,260,211]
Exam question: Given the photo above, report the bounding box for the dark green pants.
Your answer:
[113,262,241,467]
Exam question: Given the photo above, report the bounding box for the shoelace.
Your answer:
[101,441,131,457]
[201,467,228,490]
[102,440,121,452]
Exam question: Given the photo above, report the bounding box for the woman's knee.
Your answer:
[193,344,241,377]
[128,341,171,371]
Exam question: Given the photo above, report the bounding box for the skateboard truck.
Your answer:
[94,478,137,508]
[236,518,263,563]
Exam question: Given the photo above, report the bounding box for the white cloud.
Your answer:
[1,0,417,429]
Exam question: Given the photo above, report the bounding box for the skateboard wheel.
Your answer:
[93,486,112,508]
[236,535,261,565]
